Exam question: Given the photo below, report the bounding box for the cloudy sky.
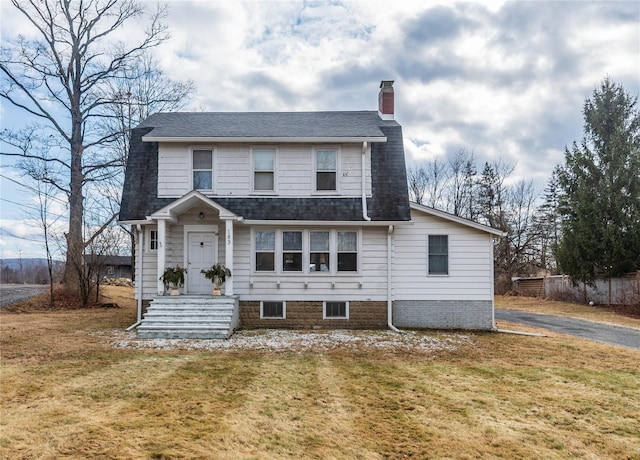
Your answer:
[1,0,639,259]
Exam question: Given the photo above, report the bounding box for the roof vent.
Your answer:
[378,80,394,120]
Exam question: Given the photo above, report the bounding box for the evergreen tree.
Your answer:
[556,78,640,284]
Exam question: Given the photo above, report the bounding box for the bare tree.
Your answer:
[447,148,477,218]
[1,0,169,299]
[407,158,449,209]
[100,53,194,279]
[407,166,428,205]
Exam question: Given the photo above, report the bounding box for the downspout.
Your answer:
[387,224,401,333]
[126,224,144,331]
[362,141,371,221]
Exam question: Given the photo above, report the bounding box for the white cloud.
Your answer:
[1,0,638,259]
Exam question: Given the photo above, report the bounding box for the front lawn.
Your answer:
[1,287,638,459]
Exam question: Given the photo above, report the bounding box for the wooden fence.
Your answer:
[513,272,640,306]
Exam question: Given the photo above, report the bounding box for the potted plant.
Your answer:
[160,265,187,296]
[201,263,232,296]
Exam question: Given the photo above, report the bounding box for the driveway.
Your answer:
[0,284,49,307]
[496,309,640,350]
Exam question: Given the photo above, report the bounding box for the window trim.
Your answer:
[323,301,349,319]
[191,147,215,192]
[260,301,286,319]
[251,146,278,194]
[254,230,276,272]
[428,234,449,276]
[282,230,303,272]
[147,228,158,253]
[251,228,361,275]
[337,230,358,272]
[313,146,340,194]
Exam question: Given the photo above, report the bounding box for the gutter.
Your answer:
[362,141,371,222]
[387,224,401,333]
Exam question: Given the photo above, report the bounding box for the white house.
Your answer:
[118,81,504,338]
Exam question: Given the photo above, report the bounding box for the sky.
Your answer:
[1,0,639,259]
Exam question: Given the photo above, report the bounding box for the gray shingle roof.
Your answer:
[139,111,388,139]
[119,112,410,223]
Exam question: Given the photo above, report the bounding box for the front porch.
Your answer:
[137,295,240,339]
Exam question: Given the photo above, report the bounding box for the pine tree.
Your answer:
[556,78,640,284]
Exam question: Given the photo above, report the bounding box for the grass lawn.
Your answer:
[1,287,639,459]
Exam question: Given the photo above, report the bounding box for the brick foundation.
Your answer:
[240,300,387,329]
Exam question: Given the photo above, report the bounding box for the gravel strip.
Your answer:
[90,329,474,353]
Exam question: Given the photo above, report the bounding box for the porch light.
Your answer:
[198,212,205,219]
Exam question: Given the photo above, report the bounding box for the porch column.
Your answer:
[225,218,234,296]
[157,219,167,295]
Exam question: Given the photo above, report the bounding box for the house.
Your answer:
[83,254,133,280]
[118,81,504,338]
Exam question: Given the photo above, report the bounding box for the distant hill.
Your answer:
[0,258,64,284]
[0,258,63,270]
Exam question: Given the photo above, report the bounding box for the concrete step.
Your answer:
[137,329,230,340]
[135,296,239,340]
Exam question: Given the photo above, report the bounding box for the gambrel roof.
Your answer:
[119,111,411,223]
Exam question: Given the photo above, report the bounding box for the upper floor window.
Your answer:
[254,149,275,192]
[193,149,213,190]
[428,235,448,275]
[315,149,337,191]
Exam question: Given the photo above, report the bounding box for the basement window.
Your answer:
[324,301,348,319]
[261,301,285,319]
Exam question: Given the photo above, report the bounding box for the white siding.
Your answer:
[158,144,191,197]
[392,209,495,301]
[234,226,388,301]
[217,144,251,195]
[156,142,371,198]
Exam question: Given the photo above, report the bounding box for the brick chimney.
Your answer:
[378,80,394,120]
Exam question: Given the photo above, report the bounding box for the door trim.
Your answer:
[183,225,219,294]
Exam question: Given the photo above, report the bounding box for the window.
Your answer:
[149,229,158,252]
[282,231,302,272]
[193,149,213,190]
[337,231,357,272]
[310,231,330,272]
[251,229,360,274]
[106,266,115,276]
[254,149,275,191]
[428,235,448,275]
[261,301,285,319]
[255,231,275,271]
[324,301,348,319]
[315,149,337,191]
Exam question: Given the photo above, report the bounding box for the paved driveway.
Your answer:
[496,309,640,350]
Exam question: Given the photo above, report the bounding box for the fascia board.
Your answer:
[410,202,507,236]
[141,136,387,143]
[240,219,410,226]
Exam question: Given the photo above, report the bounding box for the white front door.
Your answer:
[187,232,217,294]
